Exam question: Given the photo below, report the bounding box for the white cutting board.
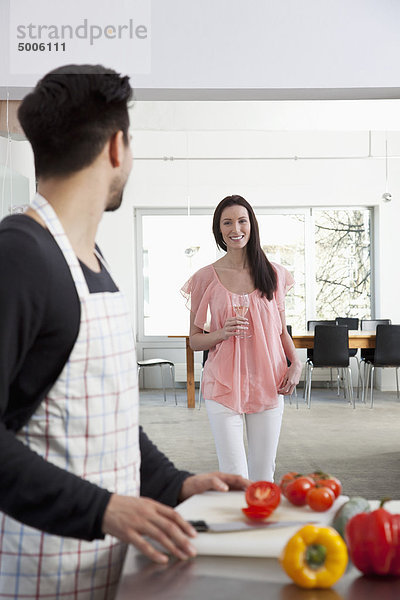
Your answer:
[176,490,349,558]
[177,493,400,558]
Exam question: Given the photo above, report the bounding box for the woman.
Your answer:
[182,195,302,481]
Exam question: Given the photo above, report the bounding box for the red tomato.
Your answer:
[285,476,315,506]
[306,486,335,512]
[307,471,326,481]
[245,481,281,510]
[279,472,299,496]
[242,506,274,521]
[317,477,342,499]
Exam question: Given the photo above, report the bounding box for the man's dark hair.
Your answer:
[212,194,277,300]
[18,64,132,178]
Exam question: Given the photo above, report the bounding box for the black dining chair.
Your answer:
[307,320,336,331]
[285,325,298,408]
[363,324,400,407]
[360,319,391,402]
[304,321,336,396]
[335,317,360,396]
[304,325,354,409]
[335,317,359,330]
[306,320,336,360]
[197,349,209,410]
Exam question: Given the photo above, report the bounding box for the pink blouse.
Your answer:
[181,263,294,414]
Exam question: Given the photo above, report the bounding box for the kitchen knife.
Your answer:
[189,519,314,533]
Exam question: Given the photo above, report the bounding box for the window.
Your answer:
[257,213,305,333]
[136,207,372,338]
[313,209,371,320]
[140,212,220,337]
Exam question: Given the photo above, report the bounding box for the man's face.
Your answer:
[106,134,133,212]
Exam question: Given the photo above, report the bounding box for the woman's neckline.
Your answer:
[211,264,257,295]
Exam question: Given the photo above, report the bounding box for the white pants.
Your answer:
[205,396,284,482]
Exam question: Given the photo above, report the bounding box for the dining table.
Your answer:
[170,333,376,408]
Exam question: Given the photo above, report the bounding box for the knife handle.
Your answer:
[188,520,209,532]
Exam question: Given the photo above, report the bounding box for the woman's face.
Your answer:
[219,204,251,251]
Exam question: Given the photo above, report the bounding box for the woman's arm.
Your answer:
[188,310,248,351]
[278,310,303,395]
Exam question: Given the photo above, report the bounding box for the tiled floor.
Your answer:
[139,387,400,498]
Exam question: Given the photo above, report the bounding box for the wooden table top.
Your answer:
[292,332,375,349]
[170,332,376,349]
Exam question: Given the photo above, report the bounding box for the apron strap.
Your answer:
[31,194,90,299]
[94,248,112,273]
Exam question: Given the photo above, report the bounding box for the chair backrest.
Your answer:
[307,320,336,332]
[360,319,391,331]
[306,321,336,360]
[312,325,349,367]
[335,317,359,330]
[373,325,400,366]
[286,325,292,366]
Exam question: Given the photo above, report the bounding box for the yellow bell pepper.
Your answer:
[280,524,348,589]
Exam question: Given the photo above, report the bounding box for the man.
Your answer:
[0,64,248,599]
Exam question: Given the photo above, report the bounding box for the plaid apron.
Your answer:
[0,194,140,599]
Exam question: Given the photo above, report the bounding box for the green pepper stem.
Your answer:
[379,497,392,508]
[305,544,327,570]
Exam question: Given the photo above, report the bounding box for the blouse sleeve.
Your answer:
[181,267,212,330]
[274,263,295,311]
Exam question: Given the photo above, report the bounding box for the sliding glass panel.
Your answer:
[257,214,305,333]
[142,214,218,336]
[313,209,371,320]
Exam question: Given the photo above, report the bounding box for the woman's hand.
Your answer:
[179,472,250,501]
[278,361,303,395]
[189,311,247,350]
[220,316,248,340]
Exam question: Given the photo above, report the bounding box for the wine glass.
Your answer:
[231,293,251,339]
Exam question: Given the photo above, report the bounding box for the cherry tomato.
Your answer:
[242,506,274,521]
[307,471,342,499]
[306,486,335,512]
[307,471,326,481]
[285,476,315,506]
[279,472,299,496]
[245,481,281,510]
[317,477,342,499]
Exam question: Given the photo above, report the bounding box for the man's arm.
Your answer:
[139,426,192,506]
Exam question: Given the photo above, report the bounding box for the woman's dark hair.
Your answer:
[18,64,132,178]
[212,195,277,300]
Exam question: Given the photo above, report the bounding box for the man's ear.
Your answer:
[108,130,125,168]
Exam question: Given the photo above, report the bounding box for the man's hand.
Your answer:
[102,494,197,564]
[179,472,251,502]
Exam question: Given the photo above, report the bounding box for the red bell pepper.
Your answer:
[345,503,400,576]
